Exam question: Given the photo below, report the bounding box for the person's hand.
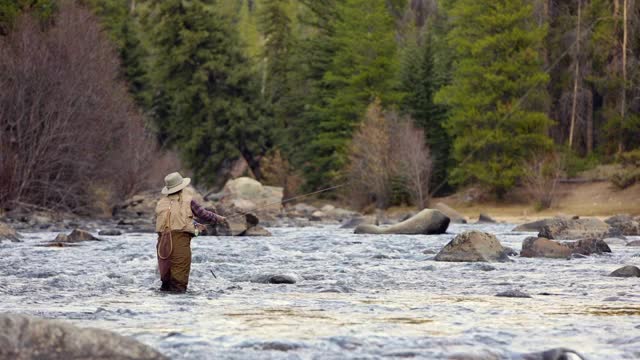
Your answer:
[218,216,229,225]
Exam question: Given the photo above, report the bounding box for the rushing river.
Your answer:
[1,223,639,359]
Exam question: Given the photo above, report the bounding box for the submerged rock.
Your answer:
[627,240,640,247]
[354,209,449,235]
[521,348,585,360]
[609,265,640,278]
[433,202,467,224]
[496,290,532,298]
[538,218,611,240]
[98,229,122,236]
[251,273,299,284]
[520,237,571,258]
[0,221,21,242]
[435,231,509,262]
[340,215,377,229]
[605,214,640,236]
[0,313,167,360]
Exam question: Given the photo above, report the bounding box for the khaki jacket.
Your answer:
[155,191,196,234]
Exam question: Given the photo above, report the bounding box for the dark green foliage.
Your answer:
[304,0,401,188]
[0,0,57,34]
[400,29,450,195]
[119,17,149,108]
[145,0,268,186]
[435,0,553,197]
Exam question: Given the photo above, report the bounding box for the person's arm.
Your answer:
[191,200,226,225]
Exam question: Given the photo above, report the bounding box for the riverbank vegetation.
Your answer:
[1,0,639,213]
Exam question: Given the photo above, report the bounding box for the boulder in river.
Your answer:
[609,265,640,278]
[520,237,572,258]
[538,217,612,240]
[0,313,168,360]
[433,202,467,224]
[512,216,575,232]
[435,230,509,262]
[52,229,100,243]
[218,177,283,221]
[354,209,449,235]
[564,238,611,256]
[605,214,640,236]
[627,240,640,247]
[98,229,122,236]
[0,221,21,242]
[477,213,497,223]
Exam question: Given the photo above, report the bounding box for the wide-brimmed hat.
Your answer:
[161,172,191,195]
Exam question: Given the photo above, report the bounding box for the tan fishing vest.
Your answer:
[155,192,196,234]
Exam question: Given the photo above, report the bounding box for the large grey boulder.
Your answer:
[521,348,585,360]
[605,214,640,236]
[538,217,612,240]
[354,209,449,235]
[340,215,377,229]
[434,202,467,224]
[520,237,571,258]
[609,265,640,277]
[512,216,573,232]
[218,177,283,221]
[0,221,21,242]
[51,229,100,244]
[0,313,167,360]
[435,231,509,262]
[521,237,611,258]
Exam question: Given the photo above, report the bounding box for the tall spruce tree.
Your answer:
[400,28,450,194]
[145,0,268,186]
[305,0,401,188]
[435,0,553,197]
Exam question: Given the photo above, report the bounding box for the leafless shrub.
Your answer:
[0,3,157,212]
[391,118,432,209]
[522,153,563,210]
[347,99,432,210]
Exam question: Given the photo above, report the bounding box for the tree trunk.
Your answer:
[619,0,628,153]
[569,0,581,150]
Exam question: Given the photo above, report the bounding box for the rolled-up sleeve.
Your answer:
[191,200,223,224]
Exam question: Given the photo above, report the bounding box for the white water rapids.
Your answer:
[1,223,639,359]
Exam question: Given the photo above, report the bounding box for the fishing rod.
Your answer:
[224,182,348,222]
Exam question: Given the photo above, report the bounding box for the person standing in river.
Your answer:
[155,172,227,293]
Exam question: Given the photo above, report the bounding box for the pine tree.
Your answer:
[400,27,450,195]
[435,0,553,197]
[119,16,149,108]
[145,0,269,186]
[305,0,401,188]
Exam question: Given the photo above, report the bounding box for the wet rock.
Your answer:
[609,265,640,278]
[520,237,571,258]
[521,348,585,360]
[242,341,302,352]
[0,313,168,360]
[626,240,640,247]
[242,226,272,237]
[605,214,640,236]
[52,229,100,243]
[538,217,612,240]
[251,273,299,284]
[0,221,21,242]
[564,238,611,256]
[473,263,496,271]
[501,247,518,256]
[496,290,532,298]
[98,229,122,236]
[340,215,377,229]
[512,218,562,232]
[354,209,449,235]
[435,230,509,262]
[477,213,497,223]
[433,202,467,224]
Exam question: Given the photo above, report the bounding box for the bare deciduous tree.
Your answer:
[522,153,563,210]
[391,119,432,209]
[0,3,158,212]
